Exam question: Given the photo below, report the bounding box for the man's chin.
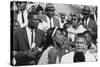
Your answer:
[31,26,38,29]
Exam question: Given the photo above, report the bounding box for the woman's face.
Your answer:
[72,16,79,27]
[53,30,65,48]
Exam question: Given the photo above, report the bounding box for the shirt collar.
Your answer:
[26,26,35,32]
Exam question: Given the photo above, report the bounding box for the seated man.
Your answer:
[12,10,46,66]
[61,33,96,63]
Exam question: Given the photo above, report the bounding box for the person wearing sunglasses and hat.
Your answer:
[67,13,87,42]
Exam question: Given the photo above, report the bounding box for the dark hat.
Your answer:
[45,3,55,9]
[82,6,90,14]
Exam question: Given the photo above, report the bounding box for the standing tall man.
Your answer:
[12,10,46,66]
[17,2,28,28]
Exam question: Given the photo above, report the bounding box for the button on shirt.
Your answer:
[59,19,67,28]
[46,16,54,28]
[26,26,35,49]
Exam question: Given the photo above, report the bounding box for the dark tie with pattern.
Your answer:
[31,29,33,46]
[50,18,52,28]
[74,52,85,62]
[21,12,24,23]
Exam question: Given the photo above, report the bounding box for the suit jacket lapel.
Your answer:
[22,27,30,49]
[53,17,60,27]
[87,18,94,29]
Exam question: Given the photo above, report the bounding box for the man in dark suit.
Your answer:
[12,10,46,66]
[82,7,97,43]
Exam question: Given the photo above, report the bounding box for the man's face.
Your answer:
[17,3,27,11]
[72,16,79,27]
[28,15,40,29]
[75,37,88,52]
[46,9,55,18]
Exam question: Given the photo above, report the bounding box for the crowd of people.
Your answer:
[11,1,97,66]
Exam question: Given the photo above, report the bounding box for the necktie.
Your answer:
[84,19,88,28]
[74,52,85,62]
[21,12,24,23]
[31,29,33,46]
[50,18,52,28]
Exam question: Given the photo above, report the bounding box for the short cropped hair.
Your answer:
[74,33,88,46]
[74,33,85,42]
[83,30,92,37]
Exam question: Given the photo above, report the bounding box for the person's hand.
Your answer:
[25,50,36,58]
[29,60,35,65]
[31,47,39,52]
[31,47,41,56]
[87,28,92,32]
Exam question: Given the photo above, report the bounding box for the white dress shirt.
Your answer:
[84,18,90,27]
[46,16,54,28]
[17,10,28,28]
[59,19,67,28]
[26,26,35,49]
[38,20,49,32]
[61,51,96,63]
[38,16,56,32]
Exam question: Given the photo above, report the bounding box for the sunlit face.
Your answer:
[75,37,88,52]
[72,16,79,27]
[53,30,65,48]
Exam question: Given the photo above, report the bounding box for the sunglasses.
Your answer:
[72,18,78,21]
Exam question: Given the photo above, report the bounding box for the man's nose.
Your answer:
[78,44,83,48]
